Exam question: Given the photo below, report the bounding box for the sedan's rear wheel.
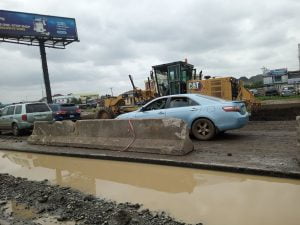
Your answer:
[12,123,20,136]
[192,118,215,141]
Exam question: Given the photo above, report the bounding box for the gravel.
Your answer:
[0,174,202,225]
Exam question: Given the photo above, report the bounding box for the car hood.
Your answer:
[116,111,138,119]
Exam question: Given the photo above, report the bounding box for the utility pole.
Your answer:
[110,87,113,96]
[39,40,53,104]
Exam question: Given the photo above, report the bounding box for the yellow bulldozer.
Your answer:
[96,60,260,119]
[96,75,155,119]
[146,60,260,110]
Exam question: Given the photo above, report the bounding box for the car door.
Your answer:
[135,97,168,119]
[165,96,200,124]
[0,106,15,129]
[0,107,9,129]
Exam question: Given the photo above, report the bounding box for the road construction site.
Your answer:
[0,97,299,225]
[0,120,299,178]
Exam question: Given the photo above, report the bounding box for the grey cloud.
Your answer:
[1,0,300,103]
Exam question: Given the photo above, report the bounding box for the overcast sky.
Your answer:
[0,0,299,103]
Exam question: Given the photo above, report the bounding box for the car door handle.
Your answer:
[189,108,197,111]
[158,112,164,114]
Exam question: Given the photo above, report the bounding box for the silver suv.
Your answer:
[0,102,53,136]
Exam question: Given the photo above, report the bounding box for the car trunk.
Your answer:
[26,103,52,123]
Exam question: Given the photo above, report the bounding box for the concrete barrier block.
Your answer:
[28,119,194,155]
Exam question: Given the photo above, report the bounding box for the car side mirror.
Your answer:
[140,106,146,112]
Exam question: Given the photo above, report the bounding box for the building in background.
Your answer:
[263,68,288,86]
[263,68,300,91]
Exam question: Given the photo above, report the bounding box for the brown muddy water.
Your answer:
[0,150,299,225]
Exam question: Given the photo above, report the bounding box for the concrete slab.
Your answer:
[27,119,194,155]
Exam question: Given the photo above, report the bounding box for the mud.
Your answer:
[0,121,298,178]
[0,173,196,225]
[250,103,300,121]
[1,151,300,225]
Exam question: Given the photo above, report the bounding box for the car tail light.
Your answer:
[222,106,240,112]
[21,114,27,121]
[56,110,67,115]
[76,108,81,113]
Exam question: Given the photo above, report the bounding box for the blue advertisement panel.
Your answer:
[0,10,78,40]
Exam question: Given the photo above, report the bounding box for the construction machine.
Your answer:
[96,75,155,119]
[146,60,260,111]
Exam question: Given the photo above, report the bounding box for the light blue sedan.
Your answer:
[117,94,249,140]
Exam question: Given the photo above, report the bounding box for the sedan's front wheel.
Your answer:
[192,118,216,141]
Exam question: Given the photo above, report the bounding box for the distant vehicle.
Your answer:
[281,87,296,97]
[49,103,81,121]
[249,89,258,96]
[265,88,279,96]
[117,94,249,140]
[0,102,53,136]
[86,99,98,108]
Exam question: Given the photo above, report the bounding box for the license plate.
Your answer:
[70,115,75,118]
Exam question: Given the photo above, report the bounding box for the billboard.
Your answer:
[0,10,78,40]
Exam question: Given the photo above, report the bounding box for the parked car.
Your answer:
[49,103,81,121]
[249,89,258,96]
[265,88,279,96]
[281,87,296,96]
[0,102,53,136]
[117,94,249,140]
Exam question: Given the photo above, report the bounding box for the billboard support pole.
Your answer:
[39,40,53,104]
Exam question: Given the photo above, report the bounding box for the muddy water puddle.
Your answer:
[0,150,300,225]
[1,200,75,225]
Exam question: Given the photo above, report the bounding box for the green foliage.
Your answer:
[244,81,264,89]
[257,95,300,101]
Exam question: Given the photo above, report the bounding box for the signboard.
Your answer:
[0,10,78,41]
[268,68,288,76]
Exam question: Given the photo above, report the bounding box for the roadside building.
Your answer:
[73,93,99,103]
[288,70,300,84]
[263,68,300,92]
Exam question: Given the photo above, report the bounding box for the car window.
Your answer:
[1,107,8,116]
[49,105,60,111]
[144,98,167,111]
[7,106,15,115]
[15,105,22,114]
[26,103,50,113]
[168,97,198,108]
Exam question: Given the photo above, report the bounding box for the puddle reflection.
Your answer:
[1,150,300,225]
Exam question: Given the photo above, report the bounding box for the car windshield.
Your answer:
[26,103,50,113]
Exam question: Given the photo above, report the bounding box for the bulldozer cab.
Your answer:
[152,61,194,96]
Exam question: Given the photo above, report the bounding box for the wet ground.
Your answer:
[0,150,300,225]
[0,121,299,178]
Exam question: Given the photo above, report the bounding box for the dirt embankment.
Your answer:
[250,103,300,121]
[0,174,200,225]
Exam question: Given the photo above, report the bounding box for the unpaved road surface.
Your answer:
[0,174,196,225]
[0,121,299,178]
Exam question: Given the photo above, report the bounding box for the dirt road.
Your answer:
[0,121,299,178]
